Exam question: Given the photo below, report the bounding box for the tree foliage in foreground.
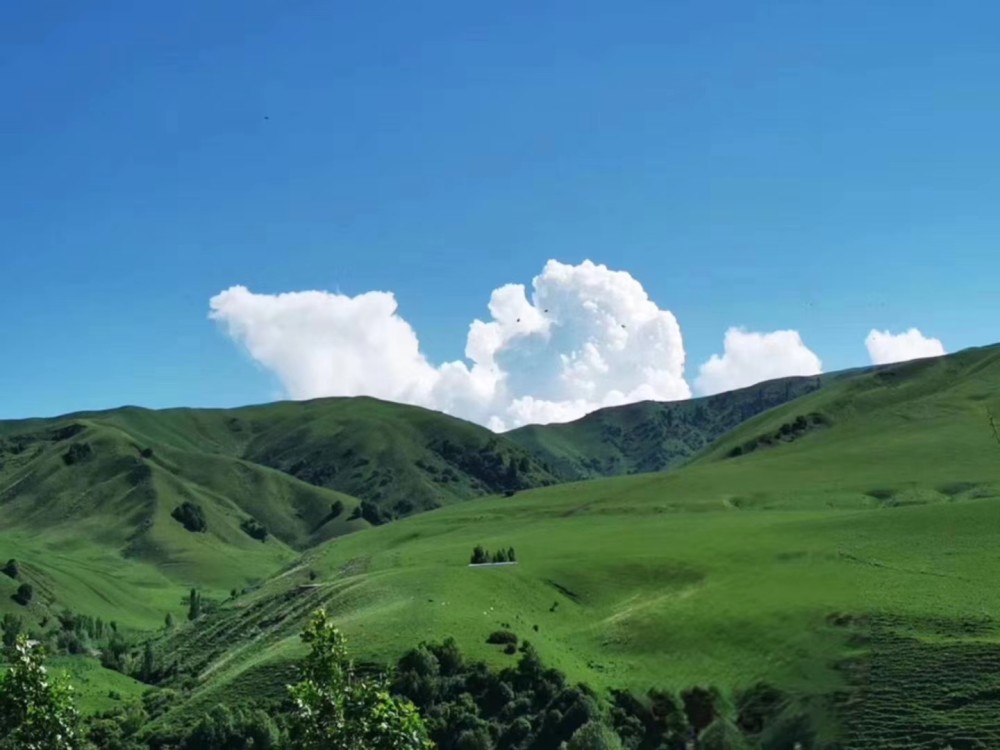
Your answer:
[286,608,432,750]
[566,720,624,750]
[0,635,85,750]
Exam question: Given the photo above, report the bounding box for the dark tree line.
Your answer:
[470,545,517,564]
[727,413,830,458]
[389,638,813,750]
[433,439,536,494]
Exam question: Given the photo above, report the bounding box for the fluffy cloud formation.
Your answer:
[694,327,823,396]
[865,328,946,365]
[209,260,691,430]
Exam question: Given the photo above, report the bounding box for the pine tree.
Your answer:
[141,641,155,683]
[188,589,201,621]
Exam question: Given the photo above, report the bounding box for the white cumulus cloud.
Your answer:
[865,328,945,365]
[209,260,691,430]
[694,327,823,396]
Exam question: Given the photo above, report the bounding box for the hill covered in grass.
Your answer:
[2,396,558,518]
[0,397,557,628]
[506,370,866,480]
[150,344,1000,748]
[0,418,366,629]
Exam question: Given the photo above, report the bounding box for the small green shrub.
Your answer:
[14,583,33,605]
[62,442,93,465]
[240,517,268,542]
[486,630,518,646]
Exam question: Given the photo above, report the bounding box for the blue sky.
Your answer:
[2,1,998,422]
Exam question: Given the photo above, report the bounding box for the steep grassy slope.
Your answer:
[158,345,1000,748]
[0,420,366,629]
[507,371,865,480]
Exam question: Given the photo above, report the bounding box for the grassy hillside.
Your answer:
[231,397,558,515]
[3,396,557,517]
[507,371,865,480]
[154,345,1000,748]
[0,397,556,630]
[0,421,365,630]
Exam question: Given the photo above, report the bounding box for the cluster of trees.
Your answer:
[727,413,830,459]
[1,605,122,657]
[171,502,207,533]
[56,610,118,657]
[62,441,94,465]
[0,601,192,689]
[433,439,537,494]
[391,639,815,750]
[1,559,31,607]
[350,499,392,525]
[392,637,608,750]
[470,545,517,564]
[240,517,269,542]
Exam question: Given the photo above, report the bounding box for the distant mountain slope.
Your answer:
[693,343,1000,476]
[507,370,866,480]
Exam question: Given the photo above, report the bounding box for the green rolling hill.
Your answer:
[0,397,556,629]
[142,344,1000,748]
[2,395,558,517]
